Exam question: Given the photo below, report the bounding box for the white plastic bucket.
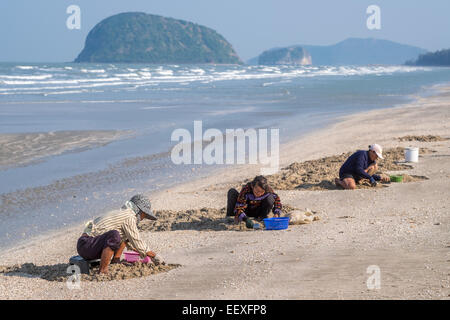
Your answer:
[405,147,419,163]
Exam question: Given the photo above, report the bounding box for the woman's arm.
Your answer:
[272,193,282,217]
[234,184,250,220]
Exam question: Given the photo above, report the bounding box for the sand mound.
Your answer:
[398,135,448,142]
[260,148,427,191]
[0,262,180,282]
[139,205,298,232]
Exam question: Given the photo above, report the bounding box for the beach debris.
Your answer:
[398,135,448,142]
[284,210,320,225]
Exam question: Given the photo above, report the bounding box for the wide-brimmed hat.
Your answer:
[130,194,157,220]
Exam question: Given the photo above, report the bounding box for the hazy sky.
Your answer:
[1,0,449,62]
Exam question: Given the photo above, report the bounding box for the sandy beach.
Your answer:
[0,86,449,300]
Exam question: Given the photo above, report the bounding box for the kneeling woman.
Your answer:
[227,175,282,224]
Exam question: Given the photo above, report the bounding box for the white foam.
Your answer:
[0,65,432,96]
[81,69,105,73]
[138,72,152,79]
[15,66,35,70]
[189,68,205,75]
[157,69,174,76]
[114,73,139,78]
[0,74,53,80]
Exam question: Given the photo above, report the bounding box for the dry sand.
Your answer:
[0,130,132,169]
[0,86,449,299]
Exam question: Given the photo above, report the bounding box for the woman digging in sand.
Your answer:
[77,194,165,274]
[227,175,282,228]
[335,144,390,190]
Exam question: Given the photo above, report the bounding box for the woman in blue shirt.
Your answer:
[335,144,389,189]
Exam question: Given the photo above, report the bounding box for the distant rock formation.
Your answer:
[252,38,427,66]
[258,47,312,65]
[405,48,450,66]
[75,12,242,64]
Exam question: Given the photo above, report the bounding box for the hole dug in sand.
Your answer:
[0,262,180,282]
[262,147,429,191]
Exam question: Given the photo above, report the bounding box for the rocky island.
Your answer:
[74,12,242,64]
[258,46,312,65]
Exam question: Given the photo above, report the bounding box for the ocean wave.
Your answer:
[138,72,152,78]
[156,69,174,76]
[0,77,123,86]
[81,69,106,73]
[0,65,432,96]
[15,66,35,70]
[114,73,140,78]
[0,74,53,80]
[189,68,205,75]
[0,80,131,92]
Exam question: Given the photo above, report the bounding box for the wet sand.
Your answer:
[0,86,449,299]
[0,130,132,169]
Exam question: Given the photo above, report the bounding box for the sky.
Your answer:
[0,0,449,62]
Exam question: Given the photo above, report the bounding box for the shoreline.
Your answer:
[0,85,449,299]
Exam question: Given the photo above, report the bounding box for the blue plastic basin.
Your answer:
[263,217,290,230]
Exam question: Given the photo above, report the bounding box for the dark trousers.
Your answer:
[76,230,121,260]
[226,188,274,220]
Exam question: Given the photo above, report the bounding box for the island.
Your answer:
[258,47,312,65]
[74,12,242,64]
[405,49,450,66]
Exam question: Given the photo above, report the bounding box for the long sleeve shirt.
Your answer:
[339,150,376,180]
[234,183,282,218]
[83,206,150,258]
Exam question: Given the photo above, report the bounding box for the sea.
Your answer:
[1,62,449,248]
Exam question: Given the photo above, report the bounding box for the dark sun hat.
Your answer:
[130,194,157,220]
